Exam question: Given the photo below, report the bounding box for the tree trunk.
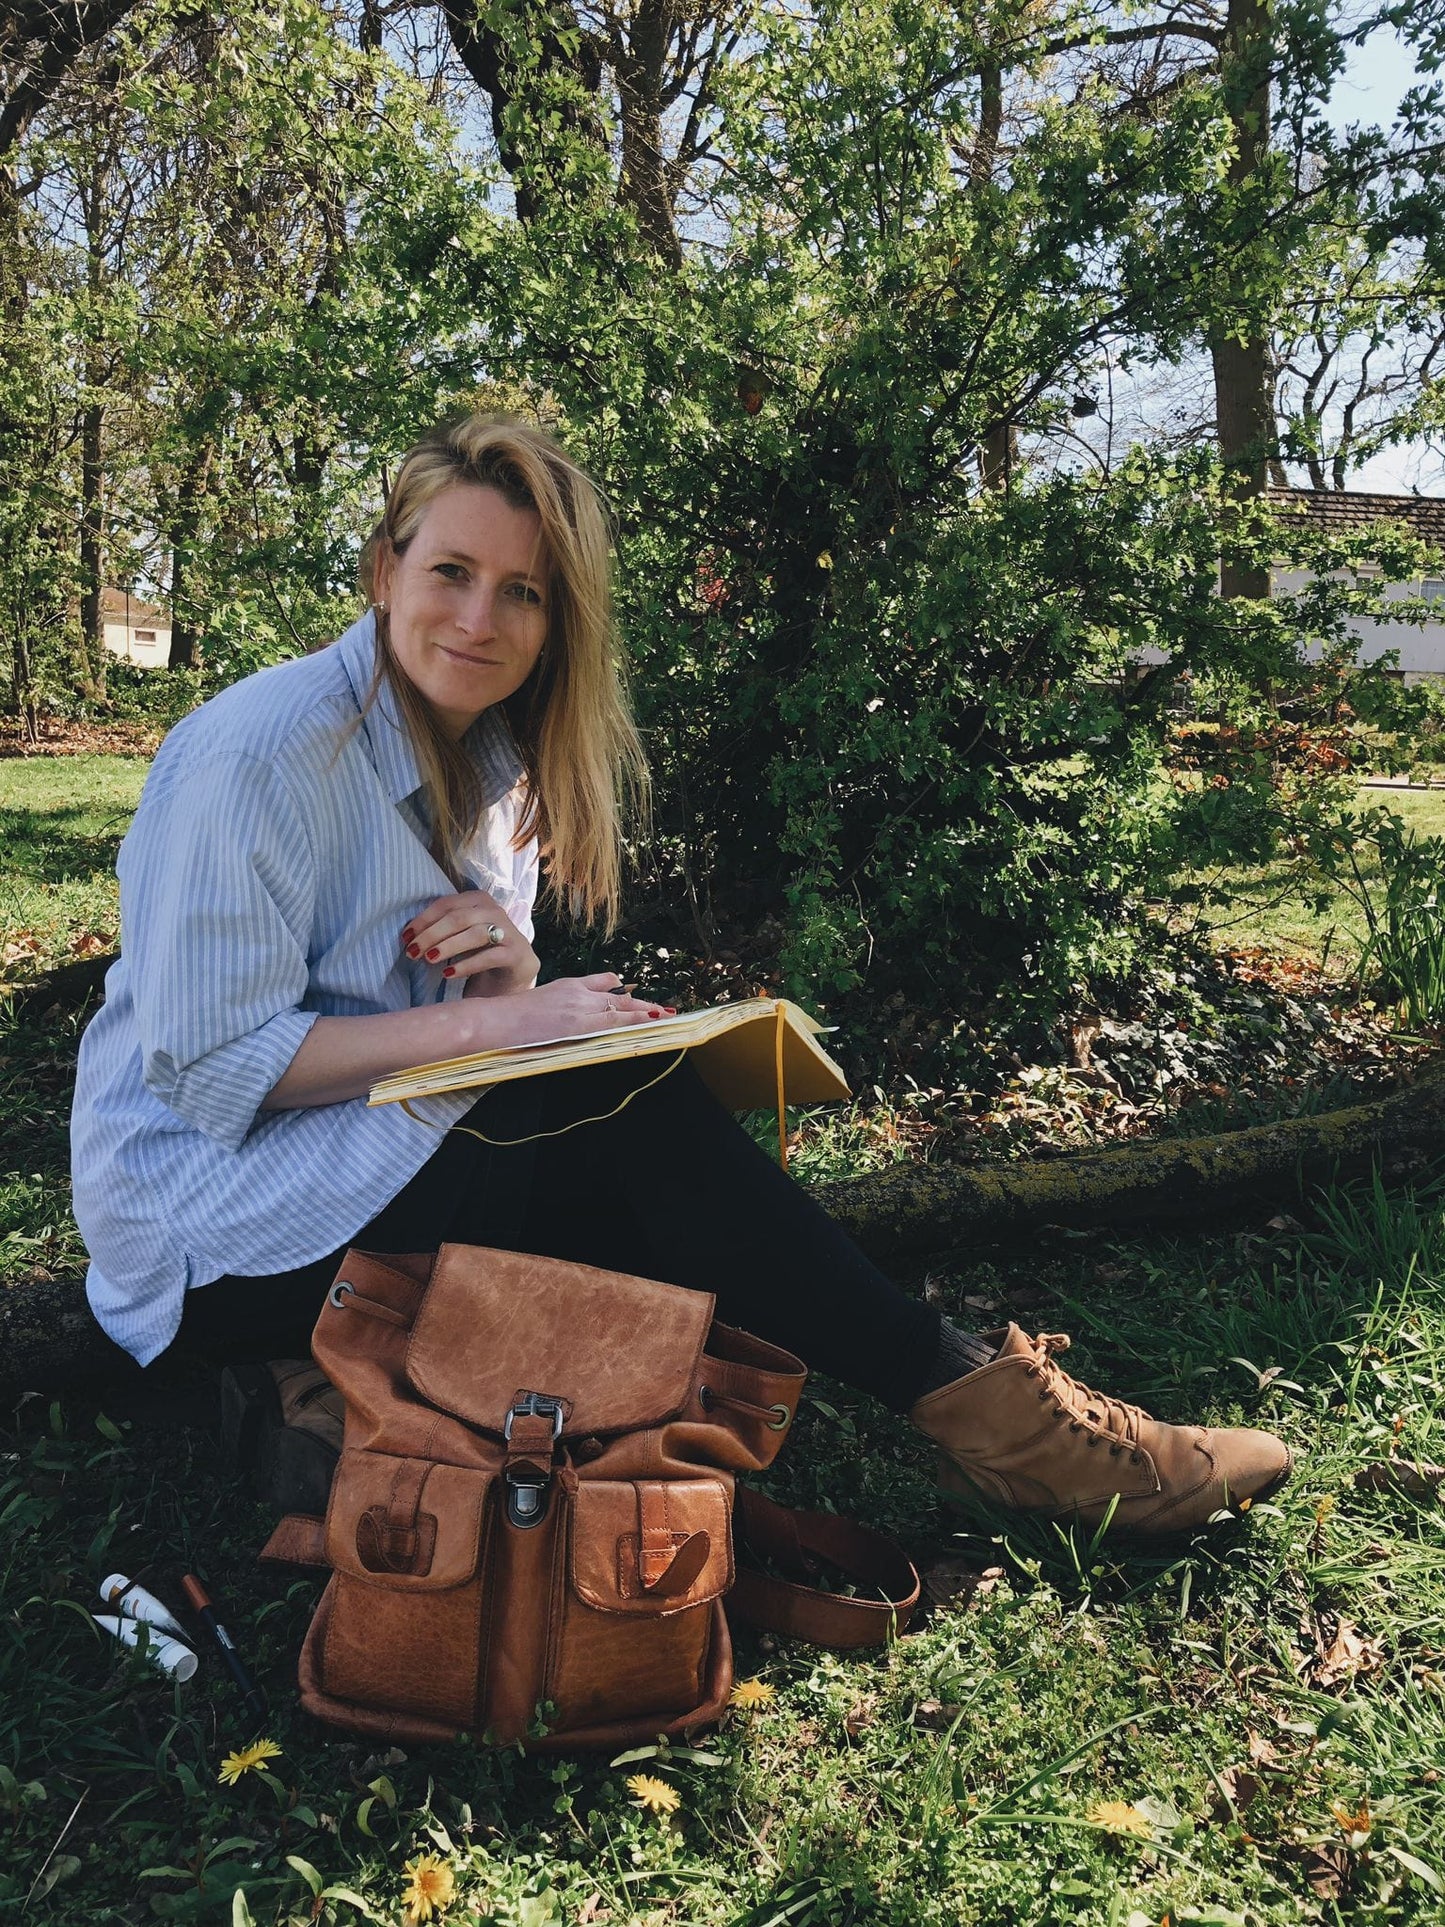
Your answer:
[7,1044,1445,1400]
[165,437,214,669]
[437,0,605,226]
[78,397,107,700]
[1210,0,1275,601]
[972,59,1016,492]
[613,0,681,266]
[167,546,196,669]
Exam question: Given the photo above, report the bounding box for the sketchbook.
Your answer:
[367,996,851,1113]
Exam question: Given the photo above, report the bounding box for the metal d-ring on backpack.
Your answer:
[259,1244,920,1750]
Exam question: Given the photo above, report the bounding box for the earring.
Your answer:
[375,599,389,614]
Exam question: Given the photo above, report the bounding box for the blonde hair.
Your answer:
[358,415,648,928]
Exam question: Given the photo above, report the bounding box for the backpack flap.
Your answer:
[325,1450,491,1591]
[569,1479,734,1615]
[405,1245,715,1439]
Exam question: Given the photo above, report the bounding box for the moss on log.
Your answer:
[817,1054,1445,1262]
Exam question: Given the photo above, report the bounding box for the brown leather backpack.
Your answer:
[260,1244,919,1751]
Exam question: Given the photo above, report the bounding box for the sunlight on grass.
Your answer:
[0,755,148,975]
[1183,783,1445,974]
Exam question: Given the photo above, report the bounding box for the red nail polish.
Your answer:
[664,1007,677,1014]
[443,966,455,978]
[648,1011,661,1019]
[402,926,414,941]
[426,948,440,961]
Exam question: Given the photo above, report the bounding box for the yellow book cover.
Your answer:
[368,996,851,1113]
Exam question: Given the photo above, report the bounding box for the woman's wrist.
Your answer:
[263,995,535,1111]
[455,985,537,1050]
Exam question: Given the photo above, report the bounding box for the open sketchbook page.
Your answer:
[368,997,850,1112]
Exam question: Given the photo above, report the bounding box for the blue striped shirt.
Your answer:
[70,611,535,1366]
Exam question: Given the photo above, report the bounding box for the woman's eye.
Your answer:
[434,563,467,581]
[507,583,543,605]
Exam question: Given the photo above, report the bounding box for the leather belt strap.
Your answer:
[728,1488,919,1649]
[504,1411,558,1478]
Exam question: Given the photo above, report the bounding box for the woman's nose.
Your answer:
[456,585,498,637]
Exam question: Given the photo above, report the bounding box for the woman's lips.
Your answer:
[438,645,502,666]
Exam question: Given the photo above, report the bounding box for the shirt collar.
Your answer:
[335,609,524,810]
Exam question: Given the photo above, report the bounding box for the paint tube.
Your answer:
[98,1573,189,1642]
[92,1614,198,1681]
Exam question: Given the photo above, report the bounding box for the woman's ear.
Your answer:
[373,541,396,607]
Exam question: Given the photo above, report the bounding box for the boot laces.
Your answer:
[1029,1333,1147,1454]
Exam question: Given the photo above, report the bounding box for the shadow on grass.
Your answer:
[0,804,129,890]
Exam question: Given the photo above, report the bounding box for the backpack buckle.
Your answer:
[503,1393,565,1442]
[503,1394,565,1529]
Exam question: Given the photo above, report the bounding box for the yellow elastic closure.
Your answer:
[399,1050,688,1149]
[774,999,788,1171]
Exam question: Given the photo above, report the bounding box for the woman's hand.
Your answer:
[403,891,539,996]
[497,973,673,1044]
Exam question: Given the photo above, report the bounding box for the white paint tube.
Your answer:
[93,1614,198,1681]
[98,1573,189,1642]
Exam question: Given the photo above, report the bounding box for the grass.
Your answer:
[0,754,146,976]
[1188,785,1445,972]
[5,751,1445,1923]
[5,1179,1445,1923]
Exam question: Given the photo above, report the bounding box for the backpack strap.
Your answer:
[259,1512,329,1570]
[728,1488,919,1649]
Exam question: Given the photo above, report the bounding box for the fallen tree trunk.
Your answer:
[5,1055,1444,1404]
[818,1052,1445,1262]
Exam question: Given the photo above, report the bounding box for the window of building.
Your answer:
[135,630,156,641]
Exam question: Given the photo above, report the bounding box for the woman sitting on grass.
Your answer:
[70,412,1291,1532]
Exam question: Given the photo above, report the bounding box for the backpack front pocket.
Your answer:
[546,1479,733,1730]
[319,1451,495,1729]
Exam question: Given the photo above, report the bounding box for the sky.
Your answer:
[1319,27,1438,494]
[1323,22,1424,134]
[1081,24,1441,497]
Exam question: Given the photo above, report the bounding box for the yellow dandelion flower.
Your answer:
[626,1772,682,1816]
[217,1738,283,1786]
[729,1676,776,1710]
[1086,1799,1153,1838]
[401,1851,456,1923]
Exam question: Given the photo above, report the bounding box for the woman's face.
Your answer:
[375,482,551,738]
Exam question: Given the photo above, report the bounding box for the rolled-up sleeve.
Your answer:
[121,752,320,1152]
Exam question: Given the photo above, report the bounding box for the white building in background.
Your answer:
[1269,488,1445,681]
[101,587,171,668]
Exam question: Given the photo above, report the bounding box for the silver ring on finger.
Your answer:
[484,923,505,948]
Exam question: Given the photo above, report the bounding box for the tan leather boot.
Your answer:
[911,1325,1292,1536]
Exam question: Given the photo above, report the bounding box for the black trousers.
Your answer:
[173,1057,940,1413]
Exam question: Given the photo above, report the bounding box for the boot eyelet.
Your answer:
[1109,1444,1121,1457]
[1038,1390,1048,1402]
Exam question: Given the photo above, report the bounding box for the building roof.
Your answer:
[1268,486,1445,553]
[100,586,170,627]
